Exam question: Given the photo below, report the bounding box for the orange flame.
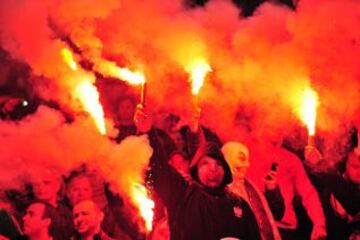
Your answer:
[130,182,154,232]
[61,48,78,71]
[75,81,106,135]
[186,59,212,95]
[97,61,146,85]
[60,48,106,135]
[299,87,319,136]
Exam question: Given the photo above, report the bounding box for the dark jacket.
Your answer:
[150,146,261,240]
[114,124,137,143]
[265,186,285,221]
[54,202,75,240]
[321,174,360,240]
[71,230,115,240]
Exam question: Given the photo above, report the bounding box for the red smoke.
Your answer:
[1,0,360,196]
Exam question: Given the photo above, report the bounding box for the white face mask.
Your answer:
[222,142,250,175]
[229,151,250,180]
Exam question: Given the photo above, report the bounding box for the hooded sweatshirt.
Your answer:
[150,144,261,240]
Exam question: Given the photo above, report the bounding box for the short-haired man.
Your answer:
[71,200,114,240]
[31,169,74,239]
[8,201,60,240]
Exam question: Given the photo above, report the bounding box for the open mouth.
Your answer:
[77,222,88,231]
[206,177,219,185]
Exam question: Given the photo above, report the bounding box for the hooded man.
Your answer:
[150,138,261,240]
[131,104,261,240]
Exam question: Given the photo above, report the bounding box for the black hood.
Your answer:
[190,149,233,186]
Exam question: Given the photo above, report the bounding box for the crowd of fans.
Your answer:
[1,0,359,239]
[0,94,359,240]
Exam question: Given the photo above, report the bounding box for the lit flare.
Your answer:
[299,87,319,136]
[98,62,145,85]
[61,48,78,71]
[130,182,154,232]
[60,48,106,135]
[75,81,106,135]
[186,59,212,95]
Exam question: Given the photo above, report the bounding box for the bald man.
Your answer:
[71,200,115,240]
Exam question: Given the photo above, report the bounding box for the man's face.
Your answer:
[346,154,360,185]
[197,156,225,188]
[117,99,136,123]
[23,203,49,235]
[73,201,102,235]
[169,131,185,152]
[32,174,60,203]
[232,151,249,181]
[67,176,93,206]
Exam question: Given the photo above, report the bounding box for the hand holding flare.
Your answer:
[299,87,322,165]
[304,145,323,166]
[134,104,152,133]
[132,106,153,233]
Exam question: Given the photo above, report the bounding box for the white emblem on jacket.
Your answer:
[233,206,243,218]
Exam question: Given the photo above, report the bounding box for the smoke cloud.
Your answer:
[1,0,360,194]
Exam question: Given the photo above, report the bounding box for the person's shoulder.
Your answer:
[151,127,175,143]
[277,147,303,165]
[225,189,245,202]
[56,201,72,214]
[152,127,169,136]
[11,236,28,240]
[99,230,116,240]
